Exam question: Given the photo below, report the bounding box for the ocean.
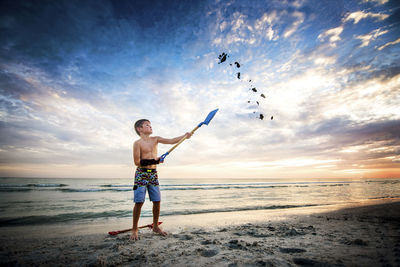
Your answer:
[1,177,399,229]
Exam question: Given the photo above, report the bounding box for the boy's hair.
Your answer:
[134,119,150,136]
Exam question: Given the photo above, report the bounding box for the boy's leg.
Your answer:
[147,172,166,236]
[152,201,167,236]
[130,202,144,240]
[152,201,160,225]
[131,177,146,240]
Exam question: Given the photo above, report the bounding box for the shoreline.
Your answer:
[1,198,397,238]
[1,199,400,266]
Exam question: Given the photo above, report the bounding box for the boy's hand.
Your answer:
[156,157,163,164]
[185,132,192,139]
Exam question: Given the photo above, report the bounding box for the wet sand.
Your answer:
[1,200,399,266]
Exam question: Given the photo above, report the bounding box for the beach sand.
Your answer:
[1,200,399,266]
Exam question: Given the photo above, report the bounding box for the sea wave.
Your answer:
[58,188,132,192]
[0,183,68,188]
[27,183,68,187]
[99,184,132,188]
[368,195,400,200]
[0,188,34,192]
[0,182,352,193]
[162,183,349,190]
[0,184,30,187]
[159,204,320,217]
[317,184,350,187]
[0,204,320,226]
[162,185,290,190]
[0,210,131,226]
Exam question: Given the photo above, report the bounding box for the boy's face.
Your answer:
[139,121,152,135]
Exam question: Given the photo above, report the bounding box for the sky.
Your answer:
[0,0,399,179]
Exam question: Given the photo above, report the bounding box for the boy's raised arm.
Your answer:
[133,141,141,166]
[157,133,191,145]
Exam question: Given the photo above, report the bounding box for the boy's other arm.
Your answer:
[133,141,141,167]
[157,133,192,145]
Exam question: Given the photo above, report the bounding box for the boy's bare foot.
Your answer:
[130,229,139,240]
[152,226,167,236]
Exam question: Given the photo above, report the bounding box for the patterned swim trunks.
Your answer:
[133,168,161,203]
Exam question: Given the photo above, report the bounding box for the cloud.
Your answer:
[292,0,306,9]
[317,9,391,47]
[297,118,400,170]
[356,28,389,47]
[254,11,279,41]
[212,11,273,46]
[314,55,336,66]
[211,7,309,46]
[0,61,137,167]
[300,118,400,147]
[317,26,344,46]
[377,37,400,50]
[343,11,389,24]
[361,0,389,5]
[283,11,305,38]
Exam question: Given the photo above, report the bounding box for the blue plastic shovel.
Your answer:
[160,108,219,162]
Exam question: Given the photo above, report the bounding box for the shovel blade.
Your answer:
[202,108,219,126]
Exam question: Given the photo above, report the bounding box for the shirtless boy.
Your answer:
[131,119,192,240]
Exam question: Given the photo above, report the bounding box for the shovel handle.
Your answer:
[160,125,200,162]
[167,125,199,154]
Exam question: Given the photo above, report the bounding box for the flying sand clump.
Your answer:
[217,52,273,121]
[218,52,228,64]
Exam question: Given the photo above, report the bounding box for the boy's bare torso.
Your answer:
[135,136,158,169]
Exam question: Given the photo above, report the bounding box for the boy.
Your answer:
[131,119,192,240]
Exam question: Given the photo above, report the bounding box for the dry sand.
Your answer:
[1,201,399,266]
